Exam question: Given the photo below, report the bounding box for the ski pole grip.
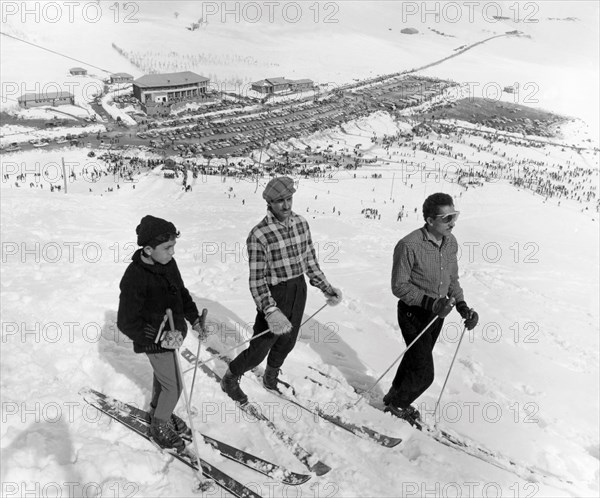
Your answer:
[155,314,169,344]
[199,308,208,329]
[166,308,175,332]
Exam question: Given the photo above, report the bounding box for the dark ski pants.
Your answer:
[229,276,307,376]
[389,301,444,409]
[146,351,182,421]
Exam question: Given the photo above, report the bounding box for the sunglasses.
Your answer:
[435,211,460,223]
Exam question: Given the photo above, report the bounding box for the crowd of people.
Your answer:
[6,82,597,219]
[373,121,599,214]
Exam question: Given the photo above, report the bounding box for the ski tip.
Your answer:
[287,473,312,485]
[310,461,332,476]
[384,437,403,448]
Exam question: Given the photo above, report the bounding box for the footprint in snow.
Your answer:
[458,357,484,376]
[519,383,543,396]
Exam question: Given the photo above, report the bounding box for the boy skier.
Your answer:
[117,215,206,452]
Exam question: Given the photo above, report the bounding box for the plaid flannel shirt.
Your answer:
[391,226,464,307]
[247,210,331,311]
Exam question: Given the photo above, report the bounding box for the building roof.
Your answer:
[18,91,74,102]
[252,77,312,88]
[265,77,289,86]
[70,67,87,72]
[134,71,209,88]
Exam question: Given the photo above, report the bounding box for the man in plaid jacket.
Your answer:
[221,177,342,404]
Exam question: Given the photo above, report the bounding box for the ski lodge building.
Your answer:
[18,91,75,108]
[69,67,87,76]
[133,72,209,105]
[132,71,210,116]
[110,73,134,84]
[251,77,314,95]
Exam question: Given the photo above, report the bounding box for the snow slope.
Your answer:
[1,114,599,496]
[2,1,598,133]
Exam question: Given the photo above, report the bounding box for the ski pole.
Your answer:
[432,324,467,427]
[183,303,328,375]
[182,329,272,374]
[351,300,456,407]
[188,308,208,409]
[154,314,169,344]
[299,302,328,330]
[165,309,212,493]
[350,314,441,408]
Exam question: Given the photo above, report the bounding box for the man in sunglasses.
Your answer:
[385,192,479,423]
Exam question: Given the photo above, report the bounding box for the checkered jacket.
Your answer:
[247,210,331,311]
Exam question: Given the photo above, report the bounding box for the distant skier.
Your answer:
[117,215,207,452]
[386,193,479,422]
[220,177,342,404]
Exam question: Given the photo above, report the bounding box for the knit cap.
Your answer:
[136,215,177,246]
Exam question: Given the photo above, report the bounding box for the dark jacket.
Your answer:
[117,249,199,353]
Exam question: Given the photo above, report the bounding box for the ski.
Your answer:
[81,387,311,486]
[203,347,401,448]
[403,419,573,484]
[403,416,573,485]
[181,349,332,476]
[264,386,402,448]
[307,369,573,485]
[79,387,262,498]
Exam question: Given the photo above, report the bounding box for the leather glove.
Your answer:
[324,286,342,306]
[161,329,184,349]
[192,309,209,342]
[422,296,455,319]
[456,301,479,330]
[265,308,292,336]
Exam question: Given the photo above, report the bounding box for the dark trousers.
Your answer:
[146,351,182,421]
[229,276,307,376]
[390,301,444,409]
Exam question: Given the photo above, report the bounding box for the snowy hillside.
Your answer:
[1,1,598,132]
[2,113,599,496]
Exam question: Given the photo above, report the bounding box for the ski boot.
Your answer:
[263,365,282,393]
[220,368,248,405]
[170,413,192,439]
[383,387,421,426]
[384,403,422,427]
[150,417,186,453]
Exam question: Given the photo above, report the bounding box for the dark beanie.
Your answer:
[262,176,296,203]
[136,215,177,246]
